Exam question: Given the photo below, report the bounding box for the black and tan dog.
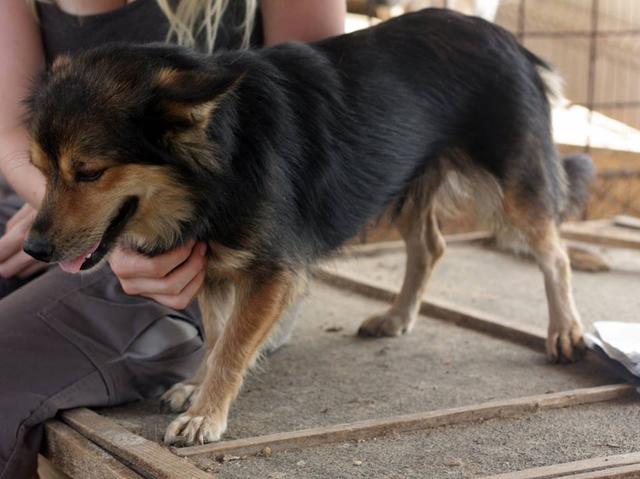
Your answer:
[24,8,594,445]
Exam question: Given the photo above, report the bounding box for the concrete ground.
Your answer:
[331,241,640,332]
[98,243,639,477]
[202,398,640,478]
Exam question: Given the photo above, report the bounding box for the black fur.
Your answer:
[27,8,594,271]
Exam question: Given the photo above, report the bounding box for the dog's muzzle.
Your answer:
[23,235,55,262]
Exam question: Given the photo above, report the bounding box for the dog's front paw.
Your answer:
[358,312,412,337]
[547,320,586,363]
[164,410,227,446]
[161,383,200,413]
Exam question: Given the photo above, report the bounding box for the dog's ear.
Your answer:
[150,68,242,130]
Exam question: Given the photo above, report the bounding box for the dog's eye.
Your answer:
[76,169,105,182]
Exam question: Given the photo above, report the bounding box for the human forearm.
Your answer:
[261,0,346,45]
[0,0,46,207]
[0,127,45,207]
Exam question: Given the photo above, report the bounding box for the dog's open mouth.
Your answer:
[58,197,139,273]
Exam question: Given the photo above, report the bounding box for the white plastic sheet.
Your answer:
[585,322,640,377]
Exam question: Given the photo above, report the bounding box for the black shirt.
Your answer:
[37,0,263,62]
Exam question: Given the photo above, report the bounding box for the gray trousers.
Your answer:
[0,185,205,479]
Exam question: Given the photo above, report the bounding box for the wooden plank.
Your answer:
[482,451,640,479]
[353,220,640,253]
[315,267,546,350]
[351,220,640,253]
[61,408,212,479]
[38,456,71,479]
[42,420,142,479]
[562,221,640,249]
[175,384,634,459]
[39,455,72,479]
[345,231,492,257]
[565,464,640,478]
[613,215,640,231]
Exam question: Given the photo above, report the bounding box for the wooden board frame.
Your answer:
[43,230,640,479]
[173,384,634,459]
[43,420,143,479]
[348,221,640,254]
[481,451,640,479]
[59,409,213,479]
[343,231,492,257]
[346,219,640,256]
[561,219,640,249]
[315,266,546,350]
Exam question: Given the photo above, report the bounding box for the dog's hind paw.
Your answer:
[547,321,586,363]
[357,312,412,338]
[164,412,227,446]
[161,383,200,413]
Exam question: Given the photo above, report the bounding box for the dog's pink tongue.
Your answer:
[58,242,100,274]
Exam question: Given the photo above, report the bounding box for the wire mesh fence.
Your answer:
[497,0,640,220]
[589,169,640,218]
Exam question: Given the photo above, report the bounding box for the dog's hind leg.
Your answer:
[502,191,585,363]
[358,200,445,337]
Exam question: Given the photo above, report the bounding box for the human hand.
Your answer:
[0,203,47,278]
[109,240,208,310]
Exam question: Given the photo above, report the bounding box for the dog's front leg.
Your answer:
[164,270,296,445]
[161,280,234,412]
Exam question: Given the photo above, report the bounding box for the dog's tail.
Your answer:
[560,153,596,221]
[550,156,603,272]
[521,47,596,219]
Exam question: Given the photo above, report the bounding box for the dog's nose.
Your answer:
[23,236,55,262]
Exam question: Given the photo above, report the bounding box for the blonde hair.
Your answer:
[156,0,257,52]
[27,0,258,52]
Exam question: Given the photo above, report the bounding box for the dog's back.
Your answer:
[252,9,575,257]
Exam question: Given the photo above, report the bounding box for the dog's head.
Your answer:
[23,44,242,272]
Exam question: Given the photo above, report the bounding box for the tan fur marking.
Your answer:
[198,280,235,357]
[207,242,254,277]
[34,161,194,261]
[30,143,50,175]
[501,189,548,237]
[116,165,195,252]
[155,68,181,88]
[51,55,72,72]
[57,146,115,185]
[164,100,219,129]
[57,144,79,184]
